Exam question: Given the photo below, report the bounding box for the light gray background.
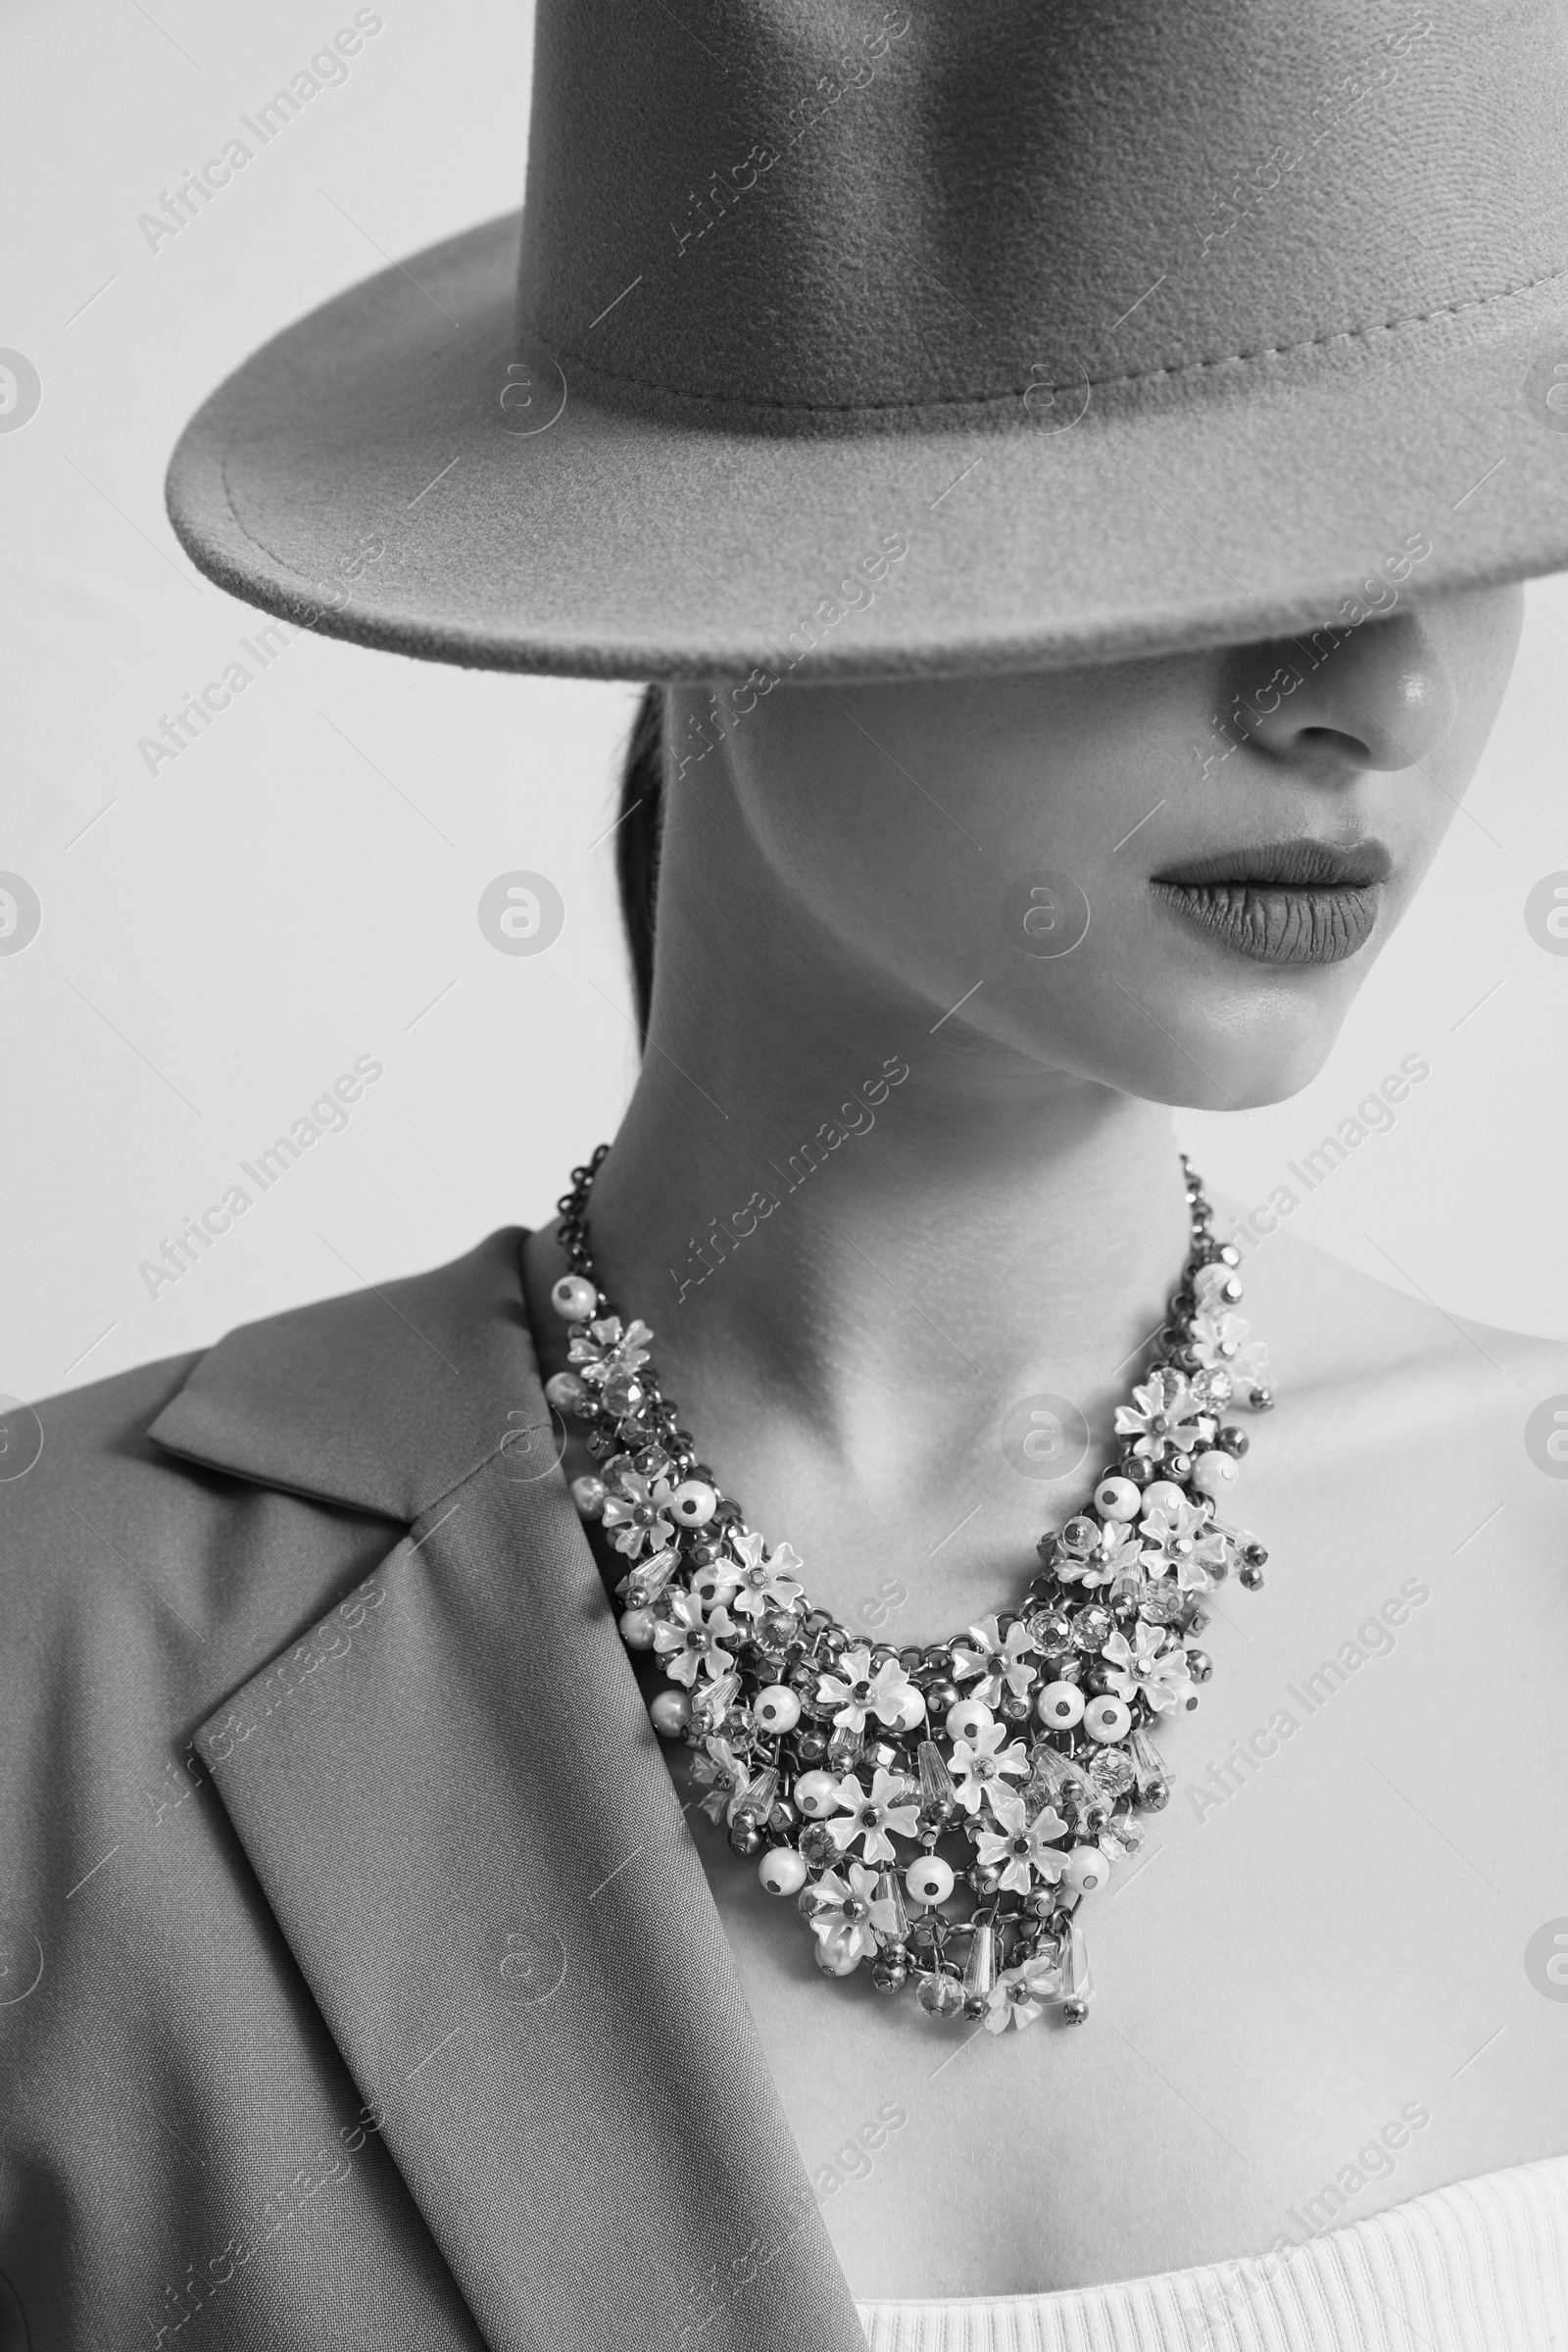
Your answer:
[5,0,1567,1406]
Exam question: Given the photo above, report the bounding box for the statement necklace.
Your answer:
[549,1147,1273,2036]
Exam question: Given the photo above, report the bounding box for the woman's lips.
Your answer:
[1149,837,1392,966]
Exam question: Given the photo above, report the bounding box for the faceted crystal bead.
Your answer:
[1085,1744,1135,1802]
[916,1970,965,2018]
[799,1823,837,1869]
[1070,1603,1115,1653]
[1139,1579,1186,1628]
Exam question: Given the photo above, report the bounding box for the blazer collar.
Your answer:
[146,1225,534,1522]
[148,1229,868,2352]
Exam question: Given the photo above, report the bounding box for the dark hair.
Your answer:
[614,684,664,1044]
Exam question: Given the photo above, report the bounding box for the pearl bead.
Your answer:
[1142,1479,1187,1517]
[759,1846,808,1897]
[650,1690,690,1739]
[1063,1846,1111,1893]
[668,1478,717,1528]
[795,1770,842,1819]
[544,1369,586,1413]
[1083,1694,1132,1743]
[550,1273,598,1322]
[1190,1450,1238,1497]
[754,1684,802,1734]
[569,1474,606,1519]
[945,1696,995,1742]
[1093,1475,1141,1522]
[1036,1681,1085,1731]
[905,1855,956,1906]
[619,1607,657,1649]
[890,1687,927,1733]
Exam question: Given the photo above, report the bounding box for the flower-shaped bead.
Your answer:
[827,1768,922,1866]
[690,1737,749,1825]
[1101,1623,1193,1714]
[652,1589,740,1687]
[803,1863,883,1971]
[974,1791,1069,1895]
[1055,1518,1152,1591]
[947,1722,1032,1816]
[984,1951,1065,2034]
[599,1470,677,1559]
[816,1645,918,1734]
[721,1529,806,1621]
[1114,1368,1207,1462]
[951,1614,1040,1705]
[567,1314,654,1384]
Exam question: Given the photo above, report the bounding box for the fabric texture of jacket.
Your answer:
[0,1230,868,2350]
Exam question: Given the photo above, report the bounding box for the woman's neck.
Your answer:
[531,764,1193,1634]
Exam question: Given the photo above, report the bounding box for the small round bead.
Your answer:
[650,1690,690,1739]
[619,1607,657,1649]
[550,1273,598,1322]
[728,1819,763,1858]
[926,1679,961,1718]
[945,1696,995,1743]
[569,1474,607,1519]
[1061,1996,1091,2025]
[1093,1475,1141,1522]
[1083,1694,1132,1743]
[1036,1681,1085,1731]
[1239,1561,1265,1590]
[1142,1479,1188,1517]
[667,1478,717,1529]
[1217,1425,1250,1457]
[870,1955,908,1993]
[759,1846,808,1896]
[544,1369,587,1413]
[905,1854,956,1906]
[795,1769,843,1819]
[1186,1647,1213,1683]
[754,1684,802,1735]
[1063,1845,1111,1893]
[1190,1449,1238,1498]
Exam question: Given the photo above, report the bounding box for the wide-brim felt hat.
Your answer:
[167,0,1568,684]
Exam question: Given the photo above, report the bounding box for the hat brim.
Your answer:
[167,211,1568,682]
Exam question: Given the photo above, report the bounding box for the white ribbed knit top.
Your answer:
[855,2156,1568,2352]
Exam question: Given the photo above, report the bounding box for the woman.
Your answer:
[5,0,1568,2347]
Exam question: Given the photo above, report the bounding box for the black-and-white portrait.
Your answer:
[4,3,1567,2346]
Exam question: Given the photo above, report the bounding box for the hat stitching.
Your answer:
[534,259,1568,417]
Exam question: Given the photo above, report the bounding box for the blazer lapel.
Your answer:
[149,1229,867,2352]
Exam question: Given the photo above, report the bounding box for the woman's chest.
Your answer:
[674,1402,1568,2299]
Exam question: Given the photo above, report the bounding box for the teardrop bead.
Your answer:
[962,1919,996,2013]
[917,1739,956,1816]
[732,1765,779,1827]
[1128,1726,1170,1809]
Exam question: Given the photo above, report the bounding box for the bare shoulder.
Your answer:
[1212,1200,1568,1537]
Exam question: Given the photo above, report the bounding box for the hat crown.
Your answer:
[517,0,1568,425]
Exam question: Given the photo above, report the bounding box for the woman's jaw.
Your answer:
[667,580,1521,1118]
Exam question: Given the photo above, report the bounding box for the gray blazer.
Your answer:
[0,1230,867,2350]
